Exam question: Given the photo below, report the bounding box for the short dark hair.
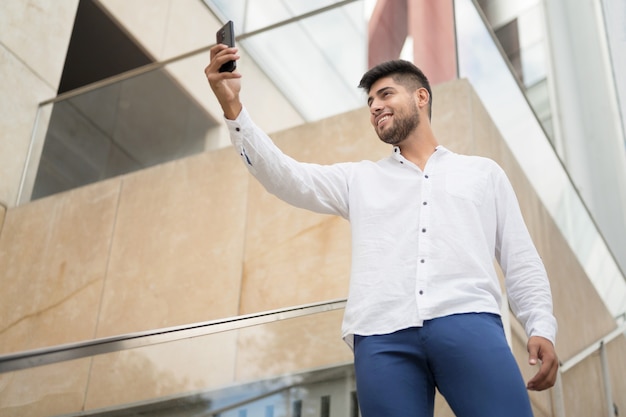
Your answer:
[358,60,433,119]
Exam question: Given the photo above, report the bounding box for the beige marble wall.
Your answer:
[0,1,79,208]
[97,0,204,61]
[0,180,120,353]
[94,149,248,337]
[0,148,251,414]
[0,180,119,416]
[0,79,624,416]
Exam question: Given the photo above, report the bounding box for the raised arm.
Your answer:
[204,43,243,120]
[203,43,350,218]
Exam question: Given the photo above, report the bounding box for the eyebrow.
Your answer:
[367,86,396,106]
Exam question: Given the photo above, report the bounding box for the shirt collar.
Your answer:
[390,145,447,161]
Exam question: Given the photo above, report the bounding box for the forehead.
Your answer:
[369,76,401,93]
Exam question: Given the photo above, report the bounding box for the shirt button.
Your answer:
[423,201,428,205]
[419,290,424,295]
[422,228,427,233]
[420,259,425,263]
[424,174,429,179]
[235,127,240,131]
[400,161,404,164]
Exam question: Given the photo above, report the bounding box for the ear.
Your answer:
[416,87,430,108]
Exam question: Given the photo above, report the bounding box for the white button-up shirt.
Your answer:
[226,107,557,349]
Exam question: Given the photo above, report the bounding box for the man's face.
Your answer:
[367,76,419,146]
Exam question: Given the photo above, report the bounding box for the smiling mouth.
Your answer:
[377,114,391,127]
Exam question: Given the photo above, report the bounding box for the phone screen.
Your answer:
[216,21,236,73]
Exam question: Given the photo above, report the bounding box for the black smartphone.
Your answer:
[216,20,236,73]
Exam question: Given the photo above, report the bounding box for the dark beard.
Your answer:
[377,100,420,145]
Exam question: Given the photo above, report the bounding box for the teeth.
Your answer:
[378,115,390,126]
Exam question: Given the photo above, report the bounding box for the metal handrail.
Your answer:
[559,320,626,374]
[552,320,626,417]
[0,298,347,374]
[3,294,622,376]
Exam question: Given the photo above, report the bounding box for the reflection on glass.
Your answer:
[601,0,626,149]
[24,1,367,203]
[455,0,626,317]
[206,0,366,121]
[206,0,350,33]
[30,68,217,200]
[476,0,555,144]
[239,6,366,121]
[0,309,354,416]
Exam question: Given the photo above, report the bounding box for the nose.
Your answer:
[370,99,383,115]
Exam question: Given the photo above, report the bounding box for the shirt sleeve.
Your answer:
[493,165,558,344]
[224,107,351,219]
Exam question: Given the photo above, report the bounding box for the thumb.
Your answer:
[528,339,539,365]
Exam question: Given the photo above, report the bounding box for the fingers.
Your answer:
[527,337,540,366]
[205,44,240,79]
[526,336,559,391]
[204,44,243,119]
[526,356,558,390]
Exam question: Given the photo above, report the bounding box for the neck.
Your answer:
[398,126,439,170]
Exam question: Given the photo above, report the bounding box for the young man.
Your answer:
[205,44,558,417]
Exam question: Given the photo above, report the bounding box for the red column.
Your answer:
[367,0,408,68]
[368,0,458,85]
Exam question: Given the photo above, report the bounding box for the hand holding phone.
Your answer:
[216,21,236,73]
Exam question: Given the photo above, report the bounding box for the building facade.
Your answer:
[1,1,625,416]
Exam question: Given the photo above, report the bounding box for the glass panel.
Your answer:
[204,0,247,29]
[17,101,54,205]
[0,309,355,416]
[476,1,555,145]
[24,1,367,203]
[455,0,626,316]
[205,0,367,121]
[29,67,218,201]
[517,4,548,88]
[206,0,350,32]
[601,0,626,149]
[238,5,366,121]
[202,0,367,121]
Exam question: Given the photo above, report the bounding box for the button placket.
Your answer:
[416,170,432,301]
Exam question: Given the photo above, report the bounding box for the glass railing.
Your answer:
[19,0,366,204]
[204,0,367,121]
[25,65,220,202]
[0,300,355,417]
[2,298,624,417]
[454,0,626,318]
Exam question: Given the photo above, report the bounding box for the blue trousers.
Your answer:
[353,313,533,417]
